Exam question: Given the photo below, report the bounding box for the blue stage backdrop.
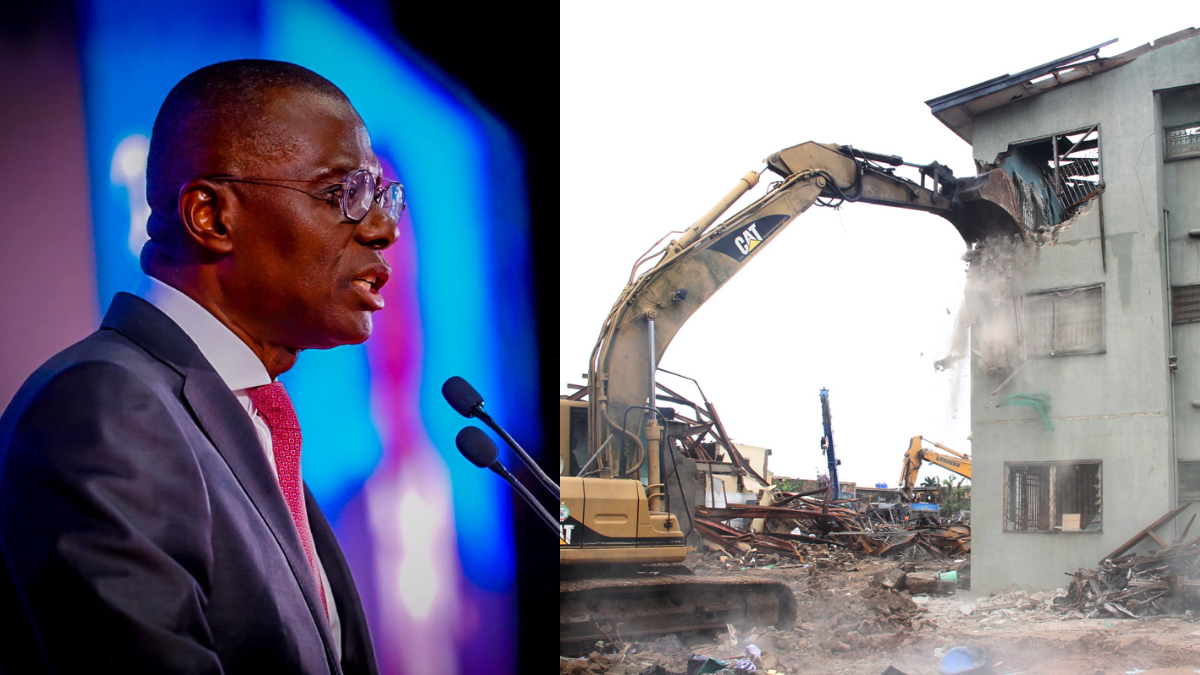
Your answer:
[78,2,540,673]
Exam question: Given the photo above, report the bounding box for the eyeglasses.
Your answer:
[207,169,405,222]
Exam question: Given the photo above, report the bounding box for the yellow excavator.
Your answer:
[560,141,1026,646]
[899,435,972,501]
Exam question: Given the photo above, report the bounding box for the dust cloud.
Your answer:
[935,235,1028,379]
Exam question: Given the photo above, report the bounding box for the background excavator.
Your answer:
[899,435,972,502]
[560,141,1026,647]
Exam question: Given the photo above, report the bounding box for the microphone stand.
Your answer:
[494,463,561,536]
[475,407,560,500]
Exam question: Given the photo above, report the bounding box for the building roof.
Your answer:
[927,28,1200,143]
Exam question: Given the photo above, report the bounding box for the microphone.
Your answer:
[455,427,561,536]
[442,376,483,418]
[442,376,560,499]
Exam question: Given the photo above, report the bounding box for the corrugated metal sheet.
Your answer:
[926,29,1200,142]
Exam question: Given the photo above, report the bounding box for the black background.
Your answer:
[388,3,558,668]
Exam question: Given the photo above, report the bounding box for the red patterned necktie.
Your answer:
[247,382,329,621]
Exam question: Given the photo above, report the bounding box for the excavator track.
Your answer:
[560,572,797,645]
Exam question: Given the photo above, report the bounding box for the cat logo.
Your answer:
[710,215,787,263]
[734,223,764,256]
[560,524,575,545]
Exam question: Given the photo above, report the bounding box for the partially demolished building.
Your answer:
[926,29,1200,592]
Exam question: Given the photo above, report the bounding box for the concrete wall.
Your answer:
[732,443,773,489]
[1164,85,1200,525]
[967,36,1200,593]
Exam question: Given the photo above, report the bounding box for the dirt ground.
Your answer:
[560,554,1200,675]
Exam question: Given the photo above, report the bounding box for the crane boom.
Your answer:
[819,389,839,494]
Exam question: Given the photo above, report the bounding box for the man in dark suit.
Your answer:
[0,60,397,673]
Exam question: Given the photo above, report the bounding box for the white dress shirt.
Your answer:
[142,277,342,658]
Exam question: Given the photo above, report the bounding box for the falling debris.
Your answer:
[936,235,1027,378]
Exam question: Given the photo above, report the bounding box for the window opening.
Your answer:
[1055,463,1101,531]
[567,406,590,476]
[1022,284,1104,356]
[1008,464,1050,532]
[1164,122,1200,162]
[1180,461,1200,504]
[1171,284,1200,325]
[1005,461,1102,533]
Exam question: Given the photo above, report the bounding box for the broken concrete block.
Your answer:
[882,568,907,591]
[905,574,939,594]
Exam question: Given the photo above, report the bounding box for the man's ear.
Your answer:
[177,179,234,255]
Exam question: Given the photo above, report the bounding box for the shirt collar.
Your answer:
[141,277,272,391]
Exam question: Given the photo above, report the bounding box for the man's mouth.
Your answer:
[352,267,390,294]
[352,276,380,292]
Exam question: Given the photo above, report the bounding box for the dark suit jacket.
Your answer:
[0,293,378,674]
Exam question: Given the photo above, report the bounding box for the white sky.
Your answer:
[559,4,1192,488]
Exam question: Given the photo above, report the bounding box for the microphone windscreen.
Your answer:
[456,426,499,469]
[442,376,483,418]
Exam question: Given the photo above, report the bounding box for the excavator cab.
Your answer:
[559,399,686,564]
[559,400,590,478]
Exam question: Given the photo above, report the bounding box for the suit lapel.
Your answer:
[103,294,343,672]
[306,489,379,675]
[182,373,341,671]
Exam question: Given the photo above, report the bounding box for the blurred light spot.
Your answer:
[368,456,458,626]
[110,134,150,258]
[396,482,445,620]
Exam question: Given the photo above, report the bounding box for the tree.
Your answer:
[939,476,971,516]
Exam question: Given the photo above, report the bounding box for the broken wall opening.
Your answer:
[985,126,1103,239]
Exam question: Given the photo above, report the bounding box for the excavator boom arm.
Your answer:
[900,435,972,497]
[587,142,1023,481]
[919,449,972,480]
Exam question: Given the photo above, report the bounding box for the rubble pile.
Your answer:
[695,544,859,572]
[952,588,1068,624]
[694,490,970,563]
[1058,538,1200,619]
[560,572,935,675]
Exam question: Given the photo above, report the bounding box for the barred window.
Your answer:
[1005,461,1101,533]
[1007,465,1051,531]
[1023,285,1104,356]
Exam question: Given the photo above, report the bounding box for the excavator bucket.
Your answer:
[942,168,1027,244]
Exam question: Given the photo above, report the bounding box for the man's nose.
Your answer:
[355,204,400,250]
